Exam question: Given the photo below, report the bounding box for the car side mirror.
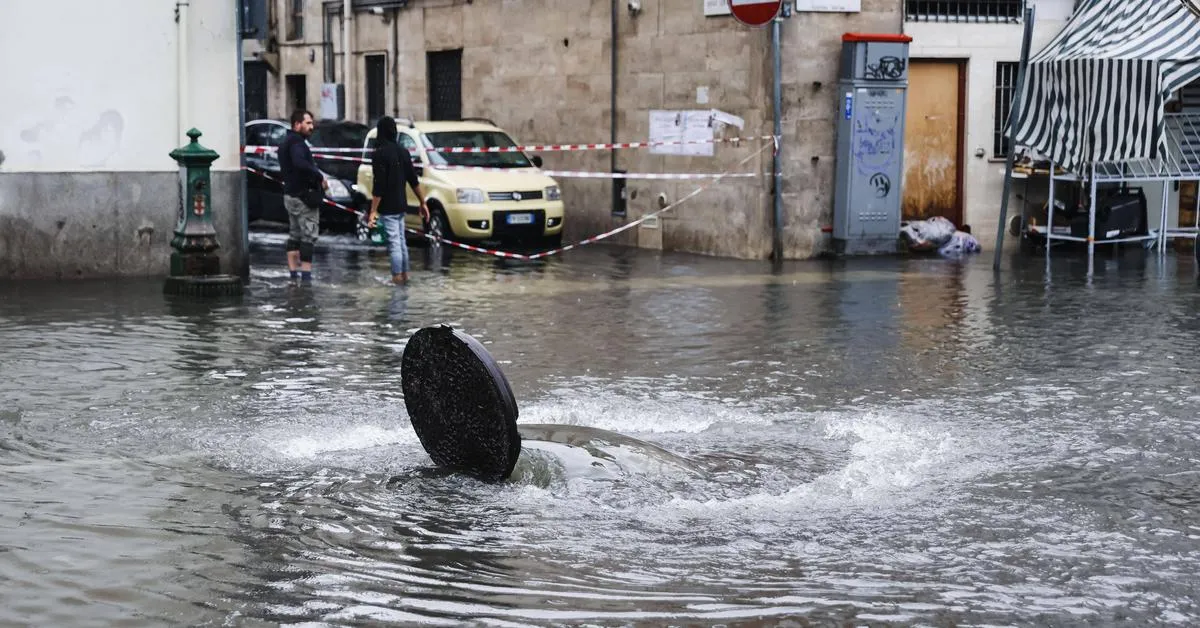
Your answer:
[532,155,543,168]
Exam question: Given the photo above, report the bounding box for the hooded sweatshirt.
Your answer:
[371,116,422,216]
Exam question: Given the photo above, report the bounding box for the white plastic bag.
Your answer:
[899,216,957,251]
[937,231,982,258]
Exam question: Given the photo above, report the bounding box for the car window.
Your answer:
[423,131,532,168]
[246,124,268,148]
[399,133,421,161]
[265,125,287,147]
[311,121,369,149]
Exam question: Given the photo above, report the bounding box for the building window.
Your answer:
[287,0,304,40]
[905,0,1025,23]
[365,54,387,125]
[427,49,463,121]
[286,74,307,115]
[993,62,1019,158]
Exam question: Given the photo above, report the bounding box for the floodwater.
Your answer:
[2,231,1200,626]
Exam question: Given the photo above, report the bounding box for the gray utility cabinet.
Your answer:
[833,33,912,255]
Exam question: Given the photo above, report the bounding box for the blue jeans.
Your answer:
[379,214,410,275]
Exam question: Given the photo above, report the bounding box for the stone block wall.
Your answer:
[266,0,904,259]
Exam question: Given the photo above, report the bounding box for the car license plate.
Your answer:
[506,213,534,225]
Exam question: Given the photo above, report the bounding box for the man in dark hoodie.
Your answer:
[367,116,429,285]
[278,109,327,282]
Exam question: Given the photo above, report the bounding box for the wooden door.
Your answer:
[903,60,964,226]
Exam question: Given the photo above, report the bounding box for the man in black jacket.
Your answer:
[277,109,327,281]
[367,116,429,285]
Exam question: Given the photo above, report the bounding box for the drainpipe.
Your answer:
[610,0,618,179]
[392,7,400,117]
[771,13,783,261]
[176,0,190,140]
[343,0,354,120]
[324,4,334,82]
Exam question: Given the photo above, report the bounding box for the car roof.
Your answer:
[412,121,503,133]
[364,120,507,140]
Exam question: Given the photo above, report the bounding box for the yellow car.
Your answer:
[355,119,565,248]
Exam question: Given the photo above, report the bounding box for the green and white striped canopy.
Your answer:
[1010,0,1200,172]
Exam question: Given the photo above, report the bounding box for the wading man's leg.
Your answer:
[285,195,319,280]
[380,214,410,285]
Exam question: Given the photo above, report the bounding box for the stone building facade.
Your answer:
[246,0,903,260]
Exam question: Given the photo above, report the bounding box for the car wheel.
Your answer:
[428,207,453,244]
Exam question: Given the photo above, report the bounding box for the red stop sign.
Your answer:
[728,0,782,27]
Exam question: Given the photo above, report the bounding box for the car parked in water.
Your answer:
[244,119,359,231]
[355,119,565,247]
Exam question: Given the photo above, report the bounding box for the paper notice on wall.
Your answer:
[649,110,714,157]
[711,109,744,130]
[320,83,341,120]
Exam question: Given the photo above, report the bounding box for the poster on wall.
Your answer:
[795,0,861,11]
[649,110,715,157]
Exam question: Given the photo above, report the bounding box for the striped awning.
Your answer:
[1010,0,1200,173]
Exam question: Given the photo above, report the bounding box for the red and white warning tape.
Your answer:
[426,136,777,154]
[429,165,761,180]
[245,134,777,156]
[242,141,770,262]
[247,153,761,180]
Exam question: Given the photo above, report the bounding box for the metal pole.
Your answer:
[343,0,353,120]
[1160,180,1170,253]
[1088,163,1097,271]
[1046,159,1056,257]
[993,5,1036,270]
[235,0,249,281]
[771,14,783,262]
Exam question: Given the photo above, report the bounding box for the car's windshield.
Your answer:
[423,131,532,168]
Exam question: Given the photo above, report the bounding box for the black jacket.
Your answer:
[371,140,421,215]
[278,130,324,197]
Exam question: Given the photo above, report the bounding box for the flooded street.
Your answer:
[3,232,1200,626]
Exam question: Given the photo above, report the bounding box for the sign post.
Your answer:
[727,0,783,27]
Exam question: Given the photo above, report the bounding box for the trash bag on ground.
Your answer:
[937,230,982,258]
[899,216,957,251]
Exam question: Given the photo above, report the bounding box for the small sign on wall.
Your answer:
[795,0,861,11]
[704,0,731,16]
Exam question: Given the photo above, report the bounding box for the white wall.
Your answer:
[0,0,242,173]
[904,0,1075,240]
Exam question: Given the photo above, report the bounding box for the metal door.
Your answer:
[427,49,462,121]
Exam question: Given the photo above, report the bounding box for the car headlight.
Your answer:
[456,188,486,204]
[545,185,561,201]
[325,178,350,199]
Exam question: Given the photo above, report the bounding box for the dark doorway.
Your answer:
[427,49,462,121]
[365,54,387,126]
[244,61,269,121]
[285,74,307,115]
